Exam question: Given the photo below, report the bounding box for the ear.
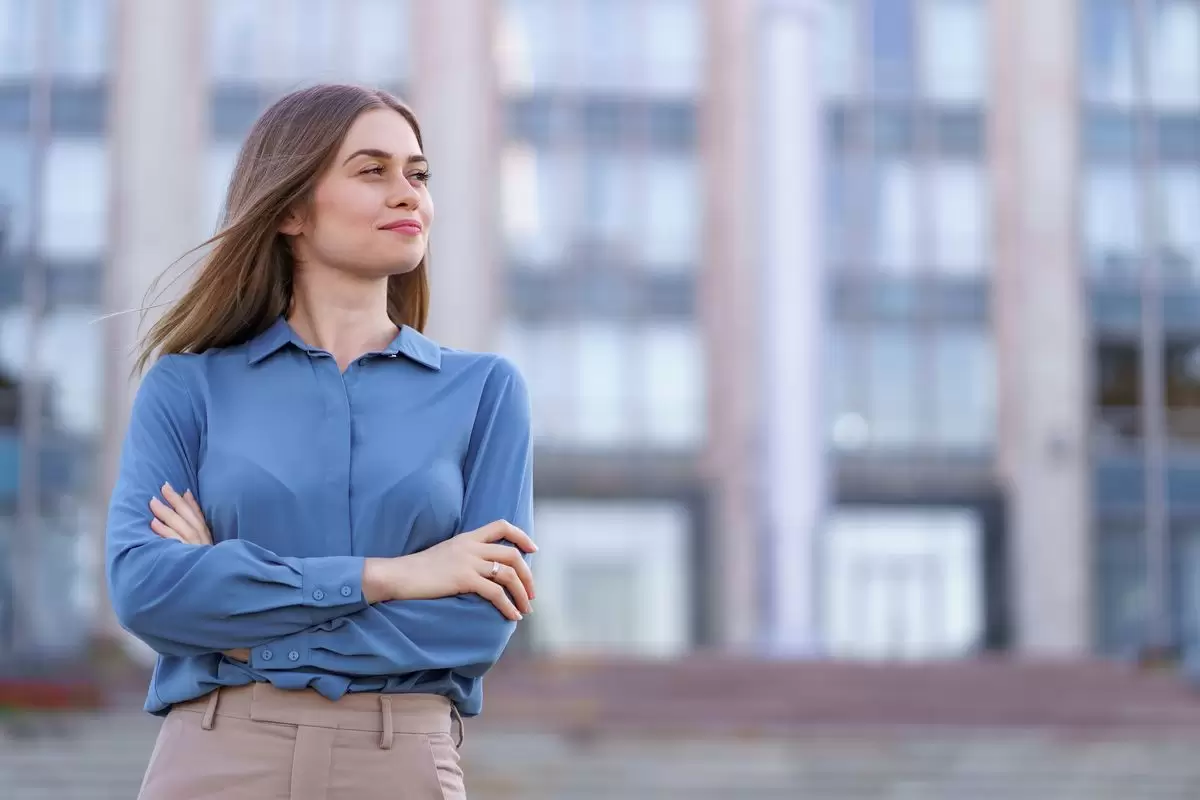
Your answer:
[278,207,306,237]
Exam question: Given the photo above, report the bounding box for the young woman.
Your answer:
[106,84,537,800]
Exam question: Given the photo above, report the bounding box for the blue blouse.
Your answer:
[105,317,533,717]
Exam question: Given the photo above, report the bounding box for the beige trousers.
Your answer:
[137,683,466,800]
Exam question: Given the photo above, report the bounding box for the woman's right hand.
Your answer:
[364,521,537,621]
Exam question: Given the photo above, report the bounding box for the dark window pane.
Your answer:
[1159,115,1200,162]
[1094,522,1145,655]
[50,82,106,134]
[1085,110,1137,161]
[934,108,984,156]
[581,99,623,148]
[1097,341,1141,408]
[872,106,914,155]
[646,101,696,149]
[507,96,558,143]
[211,86,270,140]
[871,0,914,97]
[1083,0,1135,106]
[0,85,31,131]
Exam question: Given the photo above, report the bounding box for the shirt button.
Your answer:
[261,649,273,661]
[340,585,353,597]
[312,589,325,601]
[288,650,300,662]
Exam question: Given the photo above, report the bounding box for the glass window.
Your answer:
[0,135,32,255]
[0,0,35,77]
[53,0,108,78]
[1084,166,1142,278]
[641,154,698,271]
[1083,0,1136,106]
[922,0,985,103]
[279,0,342,85]
[870,0,914,97]
[582,150,634,250]
[867,327,919,446]
[1149,0,1200,110]
[39,139,107,261]
[349,0,409,84]
[1160,167,1200,281]
[38,308,101,436]
[209,0,265,82]
[640,322,704,446]
[499,0,566,92]
[642,0,702,96]
[499,322,576,444]
[822,0,856,98]
[577,0,637,92]
[871,159,918,273]
[501,144,572,267]
[204,143,240,236]
[575,322,629,445]
[933,328,995,447]
[931,161,987,274]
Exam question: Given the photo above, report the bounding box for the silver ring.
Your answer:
[489,561,501,578]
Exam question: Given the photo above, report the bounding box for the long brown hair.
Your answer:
[135,84,430,374]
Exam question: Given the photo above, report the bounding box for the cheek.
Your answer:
[312,189,379,241]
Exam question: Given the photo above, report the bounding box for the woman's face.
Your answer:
[283,107,433,279]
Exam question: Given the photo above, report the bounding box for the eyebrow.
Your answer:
[342,148,428,167]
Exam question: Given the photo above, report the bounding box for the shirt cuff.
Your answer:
[250,629,312,670]
[301,556,366,613]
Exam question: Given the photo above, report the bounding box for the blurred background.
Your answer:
[4,0,1200,797]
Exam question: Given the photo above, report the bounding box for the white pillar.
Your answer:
[759,0,827,655]
[98,0,207,640]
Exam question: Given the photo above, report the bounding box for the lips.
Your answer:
[381,220,423,234]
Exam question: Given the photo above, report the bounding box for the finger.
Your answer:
[149,497,201,544]
[487,561,532,615]
[471,576,522,621]
[475,520,538,553]
[180,490,214,545]
[150,518,186,543]
[481,543,536,602]
[163,484,206,533]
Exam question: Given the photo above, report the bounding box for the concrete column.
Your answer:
[991,0,1091,654]
[701,0,762,649]
[97,0,208,639]
[409,0,499,351]
[758,0,826,655]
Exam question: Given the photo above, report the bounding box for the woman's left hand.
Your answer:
[149,484,248,662]
[149,482,212,546]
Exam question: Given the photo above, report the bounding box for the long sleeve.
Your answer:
[250,356,533,679]
[106,357,368,657]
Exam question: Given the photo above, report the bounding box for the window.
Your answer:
[870,0,914,97]
[501,144,572,268]
[1159,167,1200,281]
[209,0,265,82]
[642,0,702,96]
[1084,167,1142,278]
[931,161,987,274]
[499,322,575,443]
[822,0,856,98]
[582,151,633,250]
[0,0,35,77]
[641,154,699,270]
[577,0,637,93]
[576,322,629,445]
[871,160,918,274]
[1084,0,1136,106]
[0,135,32,255]
[499,0,568,92]
[529,500,692,657]
[639,323,705,446]
[1149,0,1200,110]
[39,139,107,261]
[204,143,240,235]
[867,327,919,446]
[933,329,995,447]
[349,0,410,84]
[53,0,108,78]
[280,0,341,85]
[824,507,984,660]
[921,0,985,103]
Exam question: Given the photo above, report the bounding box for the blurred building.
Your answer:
[0,0,1196,668]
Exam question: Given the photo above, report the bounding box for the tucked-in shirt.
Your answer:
[105,316,533,717]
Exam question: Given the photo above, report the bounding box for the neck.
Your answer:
[287,265,397,367]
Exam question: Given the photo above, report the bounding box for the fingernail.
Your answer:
[516,613,523,621]
[162,482,172,493]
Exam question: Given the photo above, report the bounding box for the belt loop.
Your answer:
[200,687,221,731]
[379,696,394,750]
[451,703,464,748]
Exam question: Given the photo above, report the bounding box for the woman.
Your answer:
[106,84,537,800]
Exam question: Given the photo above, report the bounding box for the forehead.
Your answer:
[337,108,421,156]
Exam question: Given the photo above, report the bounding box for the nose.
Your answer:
[386,175,421,209]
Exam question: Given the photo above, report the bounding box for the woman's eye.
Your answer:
[409,170,431,184]
[361,165,385,176]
